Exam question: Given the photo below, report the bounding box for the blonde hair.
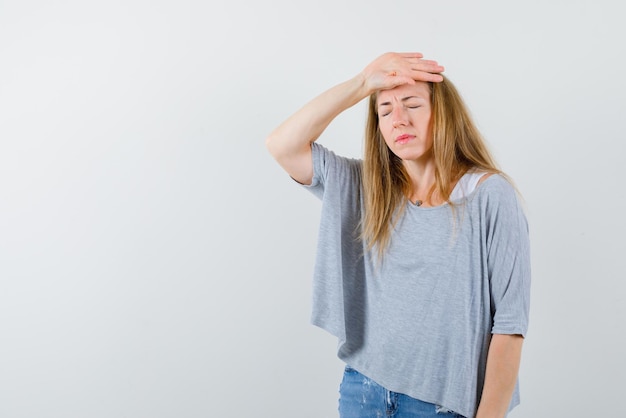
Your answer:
[361,76,501,257]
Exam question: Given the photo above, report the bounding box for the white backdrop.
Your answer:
[1,1,624,417]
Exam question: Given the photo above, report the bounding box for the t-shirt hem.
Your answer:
[491,326,527,338]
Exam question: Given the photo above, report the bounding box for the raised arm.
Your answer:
[265,52,444,185]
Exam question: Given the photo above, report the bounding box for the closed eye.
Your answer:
[379,105,420,117]
[378,102,422,117]
[378,106,392,117]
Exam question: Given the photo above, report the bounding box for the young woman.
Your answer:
[266,52,530,418]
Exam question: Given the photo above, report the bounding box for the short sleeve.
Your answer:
[482,177,531,337]
[300,142,362,201]
[297,143,364,342]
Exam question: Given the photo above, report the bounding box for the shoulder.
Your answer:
[307,143,362,194]
[311,143,362,180]
[469,175,530,248]
[477,173,516,195]
[312,142,362,167]
[474,174,523,212]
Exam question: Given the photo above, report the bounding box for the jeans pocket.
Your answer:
[344,365,358,373]
[435,405,465,417]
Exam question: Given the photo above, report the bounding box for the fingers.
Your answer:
[390,57,444,83]
[391,76,417,87]
[382,63,444,88]
[412,59,441,67]
[411,60,445,82]
[394,53,444,77]
[411,70,444,83]
[411,59,444,73]
[388,70,440,86]
[399,52,424,59]
[361,52,445,94]
[397,54,442,69]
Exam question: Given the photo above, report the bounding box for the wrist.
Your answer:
[348,72,373,103]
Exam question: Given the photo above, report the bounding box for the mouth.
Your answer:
[395,134,414,145]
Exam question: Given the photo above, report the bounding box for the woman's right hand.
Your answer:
[359,52,445,95]
[266,52,445,185]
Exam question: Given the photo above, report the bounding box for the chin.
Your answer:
[393,149,429,161]
[396,149,435,166]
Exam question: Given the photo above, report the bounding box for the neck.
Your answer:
[402,158,441,206]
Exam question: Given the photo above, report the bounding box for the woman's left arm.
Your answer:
[475,334,524,418]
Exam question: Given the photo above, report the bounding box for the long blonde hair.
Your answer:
[361,76,501,257]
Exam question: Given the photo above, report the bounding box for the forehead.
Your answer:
[377,82,431,105]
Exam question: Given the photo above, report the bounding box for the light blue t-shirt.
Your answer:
[302,143,531,418]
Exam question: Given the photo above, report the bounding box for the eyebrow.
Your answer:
[377,96,424,107]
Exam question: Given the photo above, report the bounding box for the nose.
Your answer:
[391,108,408,128]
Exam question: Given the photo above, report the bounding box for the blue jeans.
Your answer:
[338,366,465,418]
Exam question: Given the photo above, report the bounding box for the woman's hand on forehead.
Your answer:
[360,52,445,95]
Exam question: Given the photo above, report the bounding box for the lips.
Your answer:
[395,134,414,145]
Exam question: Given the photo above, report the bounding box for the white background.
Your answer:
[1,1,624,417]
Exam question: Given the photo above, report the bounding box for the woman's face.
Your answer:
[376,82,433,164]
